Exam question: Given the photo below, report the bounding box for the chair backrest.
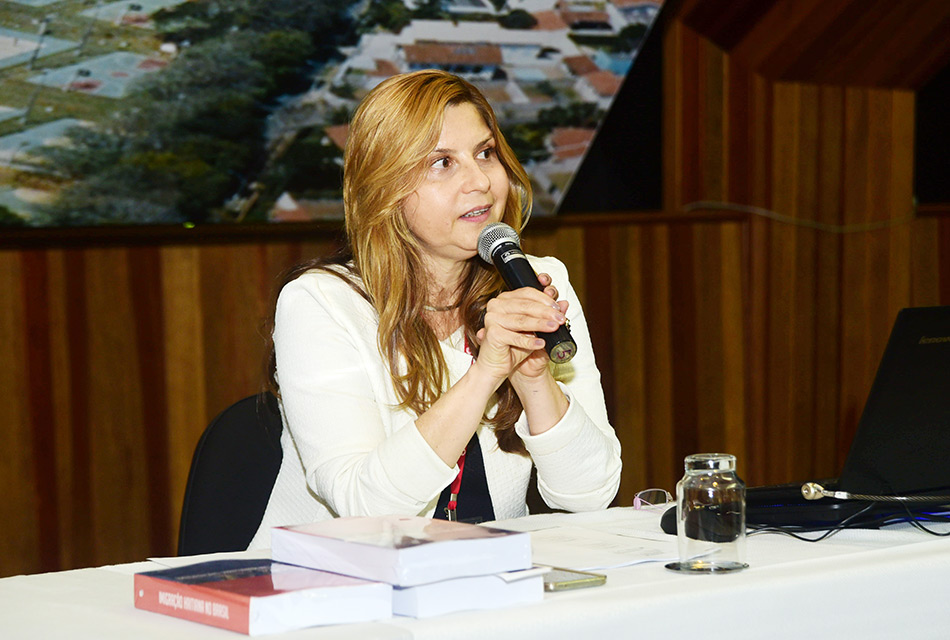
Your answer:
[177,392,283,556]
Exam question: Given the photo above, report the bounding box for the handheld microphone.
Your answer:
[476,222,577,364]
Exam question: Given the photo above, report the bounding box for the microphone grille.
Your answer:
[477,222,520,263]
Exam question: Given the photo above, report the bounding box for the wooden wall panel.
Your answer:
[161,245,208,541]
[0,252,41,576]
[678,0,950,89]
[719,224,746,461]
[608,227,647,491]
[84,250,153,564]
[665,18,941,490]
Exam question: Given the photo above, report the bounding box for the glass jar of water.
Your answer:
[666,453,748,573]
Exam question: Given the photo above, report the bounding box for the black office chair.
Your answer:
[177,392,284,556]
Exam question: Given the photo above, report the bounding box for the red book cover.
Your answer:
[134,559,391,635]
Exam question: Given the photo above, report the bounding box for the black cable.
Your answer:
[748,501,950,540]
[747,502,880,542]
[894,500,950,537]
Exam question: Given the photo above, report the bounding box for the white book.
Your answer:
[271,515,532,587]
[393,567,546,618]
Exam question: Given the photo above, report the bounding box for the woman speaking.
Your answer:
[249,70,621,548]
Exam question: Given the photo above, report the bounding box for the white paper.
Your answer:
[529,526,678,571]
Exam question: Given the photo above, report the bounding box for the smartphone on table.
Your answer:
[542,567,607,592]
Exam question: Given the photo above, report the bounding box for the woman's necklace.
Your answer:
[423,302,460,312]
[423,301,461,341]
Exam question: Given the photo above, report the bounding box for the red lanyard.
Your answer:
[445,449,466,521]
[445,335,476,521]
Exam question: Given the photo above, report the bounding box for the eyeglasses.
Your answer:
[633,488,673,510]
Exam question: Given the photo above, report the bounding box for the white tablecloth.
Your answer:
[2,507,949,639]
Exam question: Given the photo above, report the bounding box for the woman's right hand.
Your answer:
[416,285,561,465]
[417,275,569,463]
[471,285,567,386]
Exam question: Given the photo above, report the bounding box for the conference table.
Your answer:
[2,506,949,639]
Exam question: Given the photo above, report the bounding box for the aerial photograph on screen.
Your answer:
[0,0,662,228]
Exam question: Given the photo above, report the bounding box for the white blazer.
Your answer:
[249,255,621,549]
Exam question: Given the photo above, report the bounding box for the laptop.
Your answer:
[745,305,950,530]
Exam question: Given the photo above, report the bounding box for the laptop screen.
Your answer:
[838,305,950,496]
[744,306,950,529]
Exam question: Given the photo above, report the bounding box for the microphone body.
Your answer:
[477,223,577,364]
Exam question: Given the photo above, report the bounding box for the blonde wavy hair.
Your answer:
[342,69,534,454]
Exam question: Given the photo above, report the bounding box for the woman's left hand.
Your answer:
[474,272,568,382]
[500,272,571,434]
[510,272,567,381]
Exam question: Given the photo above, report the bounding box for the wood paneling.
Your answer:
[676,0,950,89]
[1,211,948,576]
[662,18,943,489]
[2,4,950,577]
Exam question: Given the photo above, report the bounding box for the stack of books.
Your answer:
[134,515,543,635]
[271,515,543,619]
